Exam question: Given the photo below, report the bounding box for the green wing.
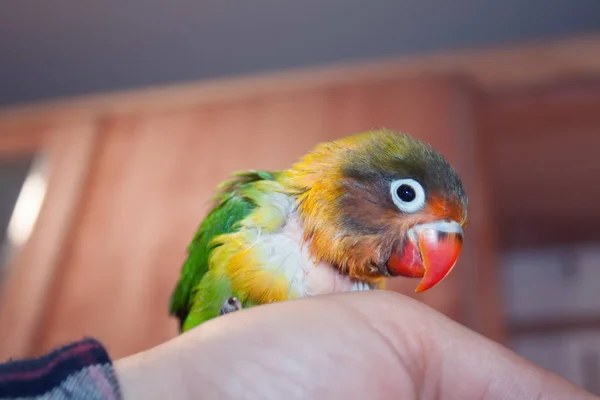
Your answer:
[169,170,276,331]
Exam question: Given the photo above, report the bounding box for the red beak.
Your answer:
[386,221,464,292]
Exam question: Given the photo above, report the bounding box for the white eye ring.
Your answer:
[390,179,426,214]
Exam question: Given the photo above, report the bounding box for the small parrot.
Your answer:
[170,129,468,332]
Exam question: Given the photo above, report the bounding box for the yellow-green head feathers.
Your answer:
[280,129,468,285]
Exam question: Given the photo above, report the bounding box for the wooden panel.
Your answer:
[0,124,98,360]
[483,78,600,130]
[0,131,45,157]
[481,81,600,249]
[17,75,500,358]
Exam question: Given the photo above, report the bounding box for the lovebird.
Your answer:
[170,129,468,332]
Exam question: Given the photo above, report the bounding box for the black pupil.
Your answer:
[397,184,416,202]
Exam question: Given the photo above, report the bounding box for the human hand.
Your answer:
[115,291,597,399]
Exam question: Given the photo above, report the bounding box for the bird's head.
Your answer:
[282,129,468,292]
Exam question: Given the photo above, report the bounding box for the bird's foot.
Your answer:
[220,297,242,315]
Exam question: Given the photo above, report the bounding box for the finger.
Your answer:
[115,291,596,400]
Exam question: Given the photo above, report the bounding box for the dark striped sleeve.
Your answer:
[0,337,122,400]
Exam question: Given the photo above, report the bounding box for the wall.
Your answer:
[1,0,600,105]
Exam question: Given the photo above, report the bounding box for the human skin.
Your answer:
[115,291,597,399]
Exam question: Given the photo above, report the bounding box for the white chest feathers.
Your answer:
[248,193,372,298]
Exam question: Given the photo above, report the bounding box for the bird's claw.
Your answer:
[350,280,372,291]
[220,297,242,315]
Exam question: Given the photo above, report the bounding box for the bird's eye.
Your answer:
[397,184,416,202]
[390,179,426,213]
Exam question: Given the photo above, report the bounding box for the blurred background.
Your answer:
[1,0,600,394]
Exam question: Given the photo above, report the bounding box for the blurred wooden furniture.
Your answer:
[1,34,600,361]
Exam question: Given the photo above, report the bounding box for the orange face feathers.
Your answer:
[279,129,468,292]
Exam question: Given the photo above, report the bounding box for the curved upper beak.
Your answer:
[386,220,464,292]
